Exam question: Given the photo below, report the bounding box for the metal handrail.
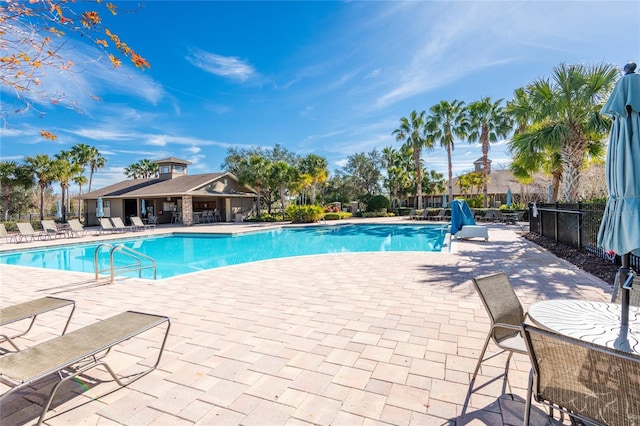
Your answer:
[94,243,157,283]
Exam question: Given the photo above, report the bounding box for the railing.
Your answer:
[94,243,156,283]
[529,202,639,270]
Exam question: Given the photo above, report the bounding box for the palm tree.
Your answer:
[300,154,328,205]
[87,147,107,193]
[518,63,617,201]
[426,100,468,205]
[268,161,297,220]
[24,154,56,220]
[238,154,269,218]
[124,163,142,179]
[53,153,81,222]
[467,97,512,207]
[69,143,93,217]
[392,110,432,209]
[138,159,159,178]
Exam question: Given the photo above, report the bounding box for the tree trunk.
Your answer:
[560,125,587,202]
[39,183,45,220]
[414,149,423,210]
[447,144,453,204]
[481,126,490,208]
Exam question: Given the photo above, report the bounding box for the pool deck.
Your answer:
[0,218,612,425]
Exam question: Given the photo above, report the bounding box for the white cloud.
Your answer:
[186,49,257,82]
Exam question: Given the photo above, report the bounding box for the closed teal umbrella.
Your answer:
[442,193,447,208]
[55,200,62,219]
[597,63,640,326]
[506,188,512,209]
[96,197,104,218]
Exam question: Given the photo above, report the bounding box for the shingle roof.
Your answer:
[447,169,552,196]
[83,172,253,199]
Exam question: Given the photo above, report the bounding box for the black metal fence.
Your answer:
[529,203,639,270]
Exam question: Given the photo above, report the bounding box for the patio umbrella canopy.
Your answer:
[141,199,146,215]
[597,63,640,326]
[442,193,447,208]
[55,200,62,219]
[96,197,104,218]
[506,188,512,208]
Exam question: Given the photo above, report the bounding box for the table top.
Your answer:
[528,299,640,354]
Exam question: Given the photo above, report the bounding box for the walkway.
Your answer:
[0,219,612,425]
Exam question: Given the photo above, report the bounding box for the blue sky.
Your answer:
[1,1,639,191]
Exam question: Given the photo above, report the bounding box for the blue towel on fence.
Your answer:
[450,199,477,235]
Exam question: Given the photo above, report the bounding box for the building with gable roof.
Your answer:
[82,158,257,225]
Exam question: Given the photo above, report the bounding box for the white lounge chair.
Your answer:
[16,222,49,242]
[110,217,135,232]
[450,200,489,241]
[99,218,123,234]
[41,220,66,239]
[0,223,18,243]
[66,219,88,237]
[131,216,155,231]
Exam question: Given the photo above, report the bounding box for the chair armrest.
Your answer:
[491,322,522,332]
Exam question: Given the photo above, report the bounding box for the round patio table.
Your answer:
[527,299,640,355]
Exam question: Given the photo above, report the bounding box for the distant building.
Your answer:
[420,157,552,208]
[82,158,257,225]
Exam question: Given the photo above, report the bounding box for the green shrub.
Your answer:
[361,211,392,218]
[366,195,390,212]
[285,205,324,223]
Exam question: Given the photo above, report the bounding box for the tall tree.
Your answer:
[238,155,269,218]
[341,150,383,201]
[53,152,81,222]
[518,63,617,201]
[268,161,297,220]
[426,100,468,205]
[24,154,56,220]
[381,147,412,209]
[299,154,329,205]
[392,110,432,209]
[86,147,107,193]
[467,97,512,207]
[69,143,93,216]
[0,161,35,221]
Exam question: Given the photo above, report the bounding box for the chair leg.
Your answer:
[472,333,493,381]
[523,369,533,425]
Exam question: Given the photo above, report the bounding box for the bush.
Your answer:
[323,212,352,220]
[361,211,393,218]
[285,205,324,223]
[366,195,390,212]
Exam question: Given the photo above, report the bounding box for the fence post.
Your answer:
[554,202,559,242]
[577,201,583,249]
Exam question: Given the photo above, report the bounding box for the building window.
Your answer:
[160,165,170,174]
[173,165,186,174]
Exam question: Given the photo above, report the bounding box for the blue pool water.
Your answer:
[0,224,447,279]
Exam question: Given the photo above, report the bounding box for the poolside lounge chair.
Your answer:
[471,272,528,389]
[16,222,49,242]
[432,208,447,221]
[450,200,489,241]
[0,311,170,426]
[110,217,135,232]
[414,210,429,220]
[0,223,18,243]
[521,323,640,426]
[131,216,156,231]
[66,219,88,237]
[99,217,123,234]
[41,220,67,239]
[0,297,75,352]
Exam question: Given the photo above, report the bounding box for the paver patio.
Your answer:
[0,218,612,425]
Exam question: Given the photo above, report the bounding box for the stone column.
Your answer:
[182,195,193,226]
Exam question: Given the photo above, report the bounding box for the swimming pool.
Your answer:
[0,224,448,279]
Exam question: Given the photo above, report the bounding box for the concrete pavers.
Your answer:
[0,219,612,425]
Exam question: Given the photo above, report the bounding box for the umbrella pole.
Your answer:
[620,253,631,327]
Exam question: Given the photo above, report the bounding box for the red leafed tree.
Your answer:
[1,0,149,137]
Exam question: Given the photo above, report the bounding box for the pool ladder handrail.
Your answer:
[94,243,157,283]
